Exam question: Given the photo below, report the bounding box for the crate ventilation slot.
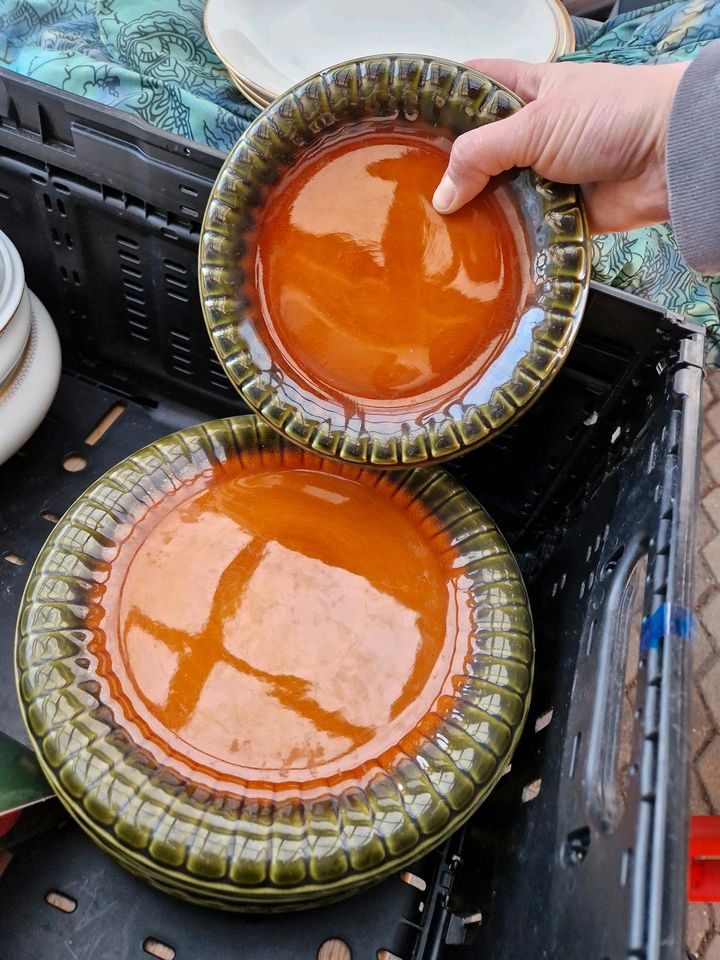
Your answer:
[143,938,175,960]
[318,939,351,960]
[164,258,187,275]
[165,273,189,302]
[171,330,193,375]
[620,849,633,888]
[2,552,25,566]
[400,871,427,891]
[534,709,553,733]
[63,454,87,473]
[45,890,77,913]
[210,353,230,390]
[521,779,542,803]
[84,403,126,446]
[569,732,582,779]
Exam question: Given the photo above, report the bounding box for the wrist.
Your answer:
[649,61,690,224]
[667,41,720,272]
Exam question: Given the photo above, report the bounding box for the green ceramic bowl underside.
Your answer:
[200,54,589,469]
[15,415,533,910]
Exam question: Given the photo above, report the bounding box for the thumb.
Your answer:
[433,104,541,215]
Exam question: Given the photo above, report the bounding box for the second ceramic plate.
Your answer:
[200,56,589,469]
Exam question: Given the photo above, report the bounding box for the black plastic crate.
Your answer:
[0,68,704,960]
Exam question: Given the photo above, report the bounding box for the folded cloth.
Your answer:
[0,0,718,360]
[0,0,258,149]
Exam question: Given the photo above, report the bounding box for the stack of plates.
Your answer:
[0,230,61,466]
[17,416,535,910]
[206,0,575,108]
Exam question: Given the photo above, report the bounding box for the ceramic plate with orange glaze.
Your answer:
[16,416,533,910]
[200,55,589,469]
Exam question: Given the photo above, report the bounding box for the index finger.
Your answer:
[464,58,546,102]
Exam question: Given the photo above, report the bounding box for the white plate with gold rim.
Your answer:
[228,68,272,108]
[206,0,574,101]
[0,231,32,388]
[0,292,61,466]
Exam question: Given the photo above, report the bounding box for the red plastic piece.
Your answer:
[689,816,720,901]
[0,809,21,840]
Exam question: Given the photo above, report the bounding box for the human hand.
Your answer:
[433,58,689,233]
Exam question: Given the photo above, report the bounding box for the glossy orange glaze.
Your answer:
[253,119,524,404]
[101,458,464,783]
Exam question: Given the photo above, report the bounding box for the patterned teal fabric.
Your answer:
[0,0,258,150]
[562,0,720,362]
[0,0,718,359]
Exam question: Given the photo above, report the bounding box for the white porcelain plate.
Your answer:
[206,0,573,99]
[0,292,61,466]
[228,68,272,107]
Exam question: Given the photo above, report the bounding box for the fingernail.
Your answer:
[433,175,456,213]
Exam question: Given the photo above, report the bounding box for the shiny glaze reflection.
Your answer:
[253,119,524,405]
[105,460,461,782]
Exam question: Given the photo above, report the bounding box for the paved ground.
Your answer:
[688,368,720,957]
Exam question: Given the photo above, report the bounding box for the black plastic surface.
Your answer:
[0,67,704,960]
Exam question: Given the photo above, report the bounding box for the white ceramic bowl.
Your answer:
[0,231,32,387]
[0,290,61,466]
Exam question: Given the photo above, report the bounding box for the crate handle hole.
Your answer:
[317,939,351,960]
[63,454,87,473]
[564,826,591,865]
[45,890,77,913]
[2,552,25,566]
[521,778,541,803]
[400,871,427,892]
[84,403,126,446]
[143,938,175,960]
[534,709,553,733]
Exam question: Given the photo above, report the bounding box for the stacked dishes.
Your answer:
[206,0,576,107]
[17,418,534,909]
[0,230,61,466]
[16,58,589,910]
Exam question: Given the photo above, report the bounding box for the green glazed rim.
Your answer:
[15,415,533,910]
[199,54,589,469]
